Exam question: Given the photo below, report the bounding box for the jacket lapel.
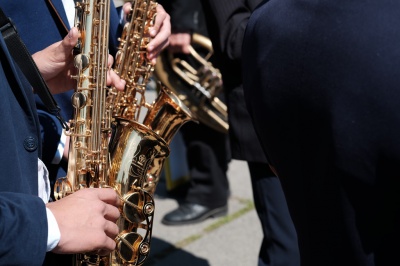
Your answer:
[46,0,70,32]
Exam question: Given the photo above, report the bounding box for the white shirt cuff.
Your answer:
[38,159,50,203]
[46,207,61,251]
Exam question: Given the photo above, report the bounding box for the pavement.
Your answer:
[143,159,263,266]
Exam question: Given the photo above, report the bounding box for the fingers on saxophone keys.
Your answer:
[104,203,121,223]
[107,67,126,91]
[96,234,117,255]
[86,221,118,256]
[107,54,114,67]
[90,216,118,256]
[97,186,122,207]
[104,219,120,240]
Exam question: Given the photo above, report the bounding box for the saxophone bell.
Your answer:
[143,84,194,144]
[107,83,194,263]
[108,119,169,265]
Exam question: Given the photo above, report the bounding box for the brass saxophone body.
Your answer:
[54,0,111,197]
[106,1,194,265]
[55,0,193,264]
[54,0,112,265]
[108,0,157,121]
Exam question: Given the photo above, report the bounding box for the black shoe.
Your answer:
[161,202,228,225]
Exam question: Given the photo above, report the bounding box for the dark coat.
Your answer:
[159,0,207,35]
[0,32,47,266]
[243,0,400,265]
[200,0,267,163]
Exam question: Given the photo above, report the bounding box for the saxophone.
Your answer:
[106,0,193,265]
[54,0,112,264]
[54,0,111,199]
[55,0,192,264]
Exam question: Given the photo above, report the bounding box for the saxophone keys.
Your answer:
[74,53,90,70]
[115,232,144,263]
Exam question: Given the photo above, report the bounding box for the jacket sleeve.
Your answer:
[159,0,205,33]
[201,0,263,60]
[0,192,48,265]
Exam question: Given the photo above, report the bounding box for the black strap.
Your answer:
[0,8,69,130]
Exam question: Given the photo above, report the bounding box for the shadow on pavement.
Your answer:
[145,237,210,266]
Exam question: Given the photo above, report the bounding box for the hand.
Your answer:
[32,27,78,94]
[32,27,125,94]
[47,188,121,255]
[168,32,192,54]
[123,2,171,64]
[147,4,171,64]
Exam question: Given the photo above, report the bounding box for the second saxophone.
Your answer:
[106,0,194,265]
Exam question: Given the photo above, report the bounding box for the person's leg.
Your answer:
[162,122,230,225]
[248,162,300,266]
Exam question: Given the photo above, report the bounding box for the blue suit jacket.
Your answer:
[0,0,123,179]
[0,33,47,265]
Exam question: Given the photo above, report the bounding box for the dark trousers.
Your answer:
[248,162,300,266]
[181,122,230,208]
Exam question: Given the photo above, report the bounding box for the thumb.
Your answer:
[58,27,79,57]
[52,27,79,63]
[52,27,79,68]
